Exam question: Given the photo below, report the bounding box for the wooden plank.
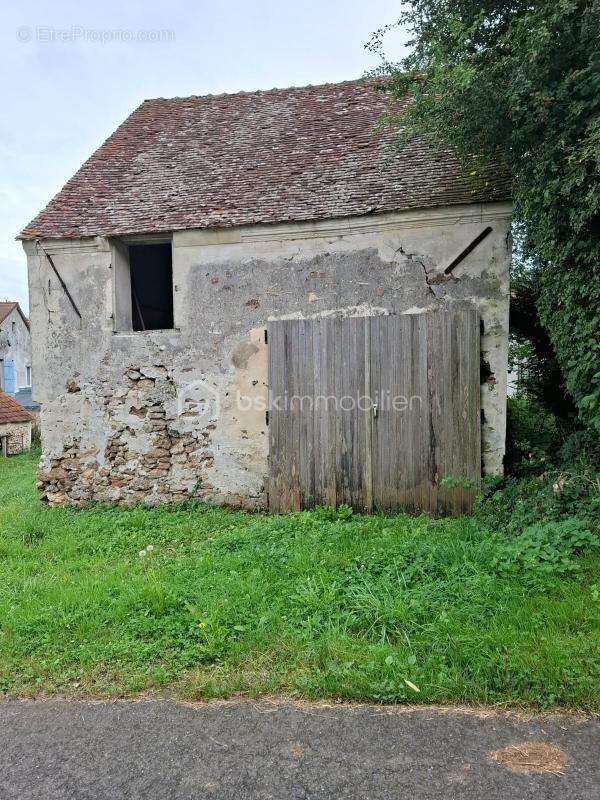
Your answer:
[344,317,365,510]
[278,320,291,513]
[347,318,359,509]
[369,315,383,511]
[298,318,315,508]
[267,320,284,513]
[387,313,400,512]
[393,315,407,510]
[324,318,338,508]
[379,313,394,512]
[363,317,373,512]
[331,317,343,508]
[396,314,410,511]
[336,317,349,507]
[427,310,448,514]
[289,320,301,511]
[268,309,480,516]
[311,318,326,508]
[355,316,370,511]
[381,314,395,511]
[402,314,418,512]
[458,308,481,512]
[414,313,430,513]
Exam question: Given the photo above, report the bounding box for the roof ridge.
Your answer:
[141,77,377,104]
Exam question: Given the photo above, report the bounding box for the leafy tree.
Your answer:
[509,233,576,420]
[369,0,600,430]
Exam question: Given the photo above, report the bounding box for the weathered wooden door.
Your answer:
[267,309,480,515]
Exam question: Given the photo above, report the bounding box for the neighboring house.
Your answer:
[0,391,34,456]
[0,302,32,397]
[20,80,512,510]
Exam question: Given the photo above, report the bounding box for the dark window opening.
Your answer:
[129,243,174,331]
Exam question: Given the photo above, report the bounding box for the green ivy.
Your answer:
[370,0,600,429]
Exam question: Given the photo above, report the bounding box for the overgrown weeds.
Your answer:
[0,448,598,709]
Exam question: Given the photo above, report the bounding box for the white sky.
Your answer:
[0,1,406,312]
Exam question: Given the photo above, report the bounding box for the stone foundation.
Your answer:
[36,362,265,508]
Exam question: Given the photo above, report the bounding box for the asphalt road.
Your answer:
[0,700,598,799]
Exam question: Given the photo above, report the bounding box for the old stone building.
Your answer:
[0,391,33,456]
[0,302,33,398]
[20,80,512,509]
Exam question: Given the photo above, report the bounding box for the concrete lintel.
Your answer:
[174,203,513,248]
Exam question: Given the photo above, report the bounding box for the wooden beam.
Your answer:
[444,226,493,275]
[37,243,82,321]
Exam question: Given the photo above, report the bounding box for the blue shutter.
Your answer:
[3,360,15,395]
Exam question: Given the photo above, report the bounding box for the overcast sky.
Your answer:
[0,1,406,312]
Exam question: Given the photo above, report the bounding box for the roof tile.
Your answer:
[0,392,35,425]
[0,302,18,325]
[20,80,510,240]
[0,302,29,329]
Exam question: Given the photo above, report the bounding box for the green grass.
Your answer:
[0,450,598,708]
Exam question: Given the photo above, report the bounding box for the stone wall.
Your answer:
[0,421,32,455]
[24,202,512,507]
[37,367,218,507]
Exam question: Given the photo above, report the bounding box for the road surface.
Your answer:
[1,700,598,799]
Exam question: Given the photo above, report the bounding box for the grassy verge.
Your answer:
[0,450,598,708]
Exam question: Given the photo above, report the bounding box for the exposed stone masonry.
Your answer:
[0,421,32,455]
[38,365,217,507]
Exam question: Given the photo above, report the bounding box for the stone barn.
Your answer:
[0,391,33,456]
[20,80,512,512]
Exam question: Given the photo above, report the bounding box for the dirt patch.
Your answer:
[491,742,567,775]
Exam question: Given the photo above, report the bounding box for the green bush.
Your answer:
[480,395,600,538]
[557,429,600,468]
[30,424,41,449]
[505,395,562,476]
[476,467,599,537]
[494,519,598,586]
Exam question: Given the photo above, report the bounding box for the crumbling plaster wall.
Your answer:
[23,202,511,507]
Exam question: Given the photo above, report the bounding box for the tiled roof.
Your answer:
[0,302,29,329]
[0,302,18,325]
[0,391,34,425]
[20,80,511,240]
